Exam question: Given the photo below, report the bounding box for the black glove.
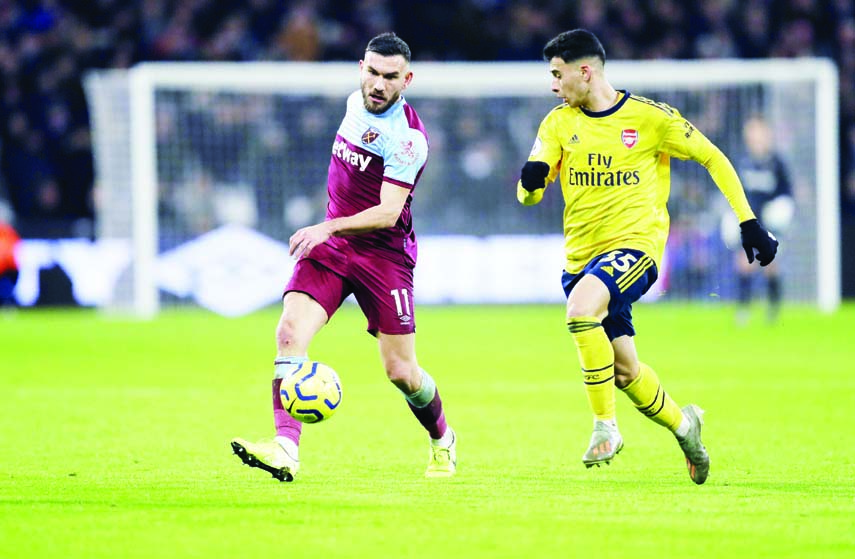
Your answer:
[740,218,779,266]
[520,161,549,192]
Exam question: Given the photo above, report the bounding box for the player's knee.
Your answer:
[566,306,604,326]
[275,316,305,352]
[613,361,637,389]
[567,307,593,321]
[384,360,419,392]
[566,299,607,322]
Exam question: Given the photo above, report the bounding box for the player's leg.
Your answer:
[378,333,447,439]
[613,335,709,485]
[567,249,662,467]
[566,274,614,420]
[564,272,621,467]
[378,333,456,477]
[272,291,329,447]
[614,338,711,485]
[231,292,328,481]
[600,253,709,484]
[232,257,346,482]
[613,336,683,432]
[351,251,455,477]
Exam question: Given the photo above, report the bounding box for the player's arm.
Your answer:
[517,117,562,205]
[517,161,552,205]
[689,139,781,266]
[289,181,409,258]
[668,122,755,221]
[663,118,778,265]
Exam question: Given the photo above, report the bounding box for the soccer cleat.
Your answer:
[425,429,456,478]
[582,420,624,468]
[230,437,299,482]
[676,404,710,485]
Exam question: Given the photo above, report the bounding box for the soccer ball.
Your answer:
[280,361,343,423]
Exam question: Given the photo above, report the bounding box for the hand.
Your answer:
[289,222,333,259]
[739,218,778,266]
[520,161,549,192]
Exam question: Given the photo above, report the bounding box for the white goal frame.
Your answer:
[102,59,839,317]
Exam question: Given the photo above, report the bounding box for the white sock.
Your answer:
[274,356,308,379]
[275,436,300,460]
[595,418,618,429]
[431,427,454,447]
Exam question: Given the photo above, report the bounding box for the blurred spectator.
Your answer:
[272,4,322,61]
[0,0,853,248]
[694,0,739,58]
[494,3,558,61]
[732,0,774,58]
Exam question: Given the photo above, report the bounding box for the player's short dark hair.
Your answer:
[366,32,411,62]
[543,29,606,64]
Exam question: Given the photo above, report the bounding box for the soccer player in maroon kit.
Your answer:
[231,32,456,481]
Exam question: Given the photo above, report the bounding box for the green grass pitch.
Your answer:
[2,302,854,558]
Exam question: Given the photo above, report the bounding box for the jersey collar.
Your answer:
[580,90,630,118]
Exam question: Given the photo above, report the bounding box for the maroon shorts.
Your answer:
[284,241,416,335]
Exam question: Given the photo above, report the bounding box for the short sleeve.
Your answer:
[383,128,428,187]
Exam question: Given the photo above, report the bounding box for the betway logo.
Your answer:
[332,140,372,171]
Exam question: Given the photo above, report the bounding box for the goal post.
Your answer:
[84,58,839,317]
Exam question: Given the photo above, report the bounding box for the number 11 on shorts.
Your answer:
[390,288,411,316]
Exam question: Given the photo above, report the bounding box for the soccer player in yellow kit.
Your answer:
[517,29,779,484]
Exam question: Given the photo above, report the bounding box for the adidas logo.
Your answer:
[570,134,580,144]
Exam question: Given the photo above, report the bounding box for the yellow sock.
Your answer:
[620,362,683,432]
[568,317,615,421]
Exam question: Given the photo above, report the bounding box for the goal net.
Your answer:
[84,59,839,317]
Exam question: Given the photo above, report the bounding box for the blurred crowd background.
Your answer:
[1,0,854,294]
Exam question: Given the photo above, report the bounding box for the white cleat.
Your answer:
[230,437,299,482]
[582,421,624,468]
[676,405,710,485]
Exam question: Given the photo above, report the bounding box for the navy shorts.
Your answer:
[562,249,658,340]
[285,241,416,336]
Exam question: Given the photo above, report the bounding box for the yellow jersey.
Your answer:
[518,91,755,274]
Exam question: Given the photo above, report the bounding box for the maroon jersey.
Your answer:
[325,90,429,267]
